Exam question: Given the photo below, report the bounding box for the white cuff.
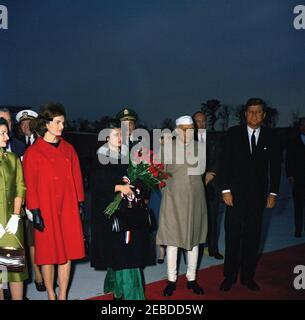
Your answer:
[222,189,231,193]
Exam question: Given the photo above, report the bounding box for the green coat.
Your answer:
[0,149,28,282]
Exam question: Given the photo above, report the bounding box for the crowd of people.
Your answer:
[0,98,304,300]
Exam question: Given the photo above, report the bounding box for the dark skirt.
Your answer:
[91,205,156,270]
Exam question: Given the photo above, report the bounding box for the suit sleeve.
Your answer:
[22,149,40,209]
[71,146,85,202]
[269,131,282,194]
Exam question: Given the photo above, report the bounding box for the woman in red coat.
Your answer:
[23,103,85,300]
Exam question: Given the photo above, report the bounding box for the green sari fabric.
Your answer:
[104,268,145,300]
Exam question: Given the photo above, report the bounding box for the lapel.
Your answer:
[242,125,251,157]
[256,126,266,151]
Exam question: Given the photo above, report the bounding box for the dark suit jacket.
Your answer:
[220,125,282,205]
[286,133,305,187]
[205,132,224,193]
[206,132,224,173]
[8,136,26,157]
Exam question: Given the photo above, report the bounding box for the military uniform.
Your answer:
[16,109,38,248]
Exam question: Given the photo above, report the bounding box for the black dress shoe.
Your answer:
[187,281,204,295]
[241,280,260,291]
[213,252,224,260]
[163,281,176,297]
[219,279,233,292]
[35,281,46,292]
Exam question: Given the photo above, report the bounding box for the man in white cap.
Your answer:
[16,109,38,148]
[156,115,208,296]
[16,109,46,292]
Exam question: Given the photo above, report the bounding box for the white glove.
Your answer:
[0,223,5,238]
[25,208,33,222]
[6,214,20,235]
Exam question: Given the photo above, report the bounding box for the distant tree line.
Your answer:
[4,100,298,133]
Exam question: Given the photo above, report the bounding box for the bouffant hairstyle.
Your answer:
[0,117,9,130]
[33,102,66,137]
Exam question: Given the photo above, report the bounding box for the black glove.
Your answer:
[79,202,85,223]
[31,208,45,232]
[79,202,90,257]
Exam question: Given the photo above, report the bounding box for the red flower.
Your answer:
[162,172,170,179]
[152,171,158,177]
[157,163,164,170]
[159,181,166,188]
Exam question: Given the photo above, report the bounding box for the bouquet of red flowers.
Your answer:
[104,148,170,217]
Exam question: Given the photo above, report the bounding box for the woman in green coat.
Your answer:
[0,117,27,300]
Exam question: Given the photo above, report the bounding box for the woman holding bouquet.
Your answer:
[90,119,154,300]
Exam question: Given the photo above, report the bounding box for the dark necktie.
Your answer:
[26,137,31,147]
[251,130,256,154]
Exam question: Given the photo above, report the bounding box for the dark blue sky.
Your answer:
[1,0,304,127]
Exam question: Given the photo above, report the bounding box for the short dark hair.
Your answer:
[0,117,9,130]
[192,111,206,119]
[107,118,121,129]
[245,98,266,112]
[33,102,66,137]
[0,107,11,114]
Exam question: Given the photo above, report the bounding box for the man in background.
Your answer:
[193,111,223,260]
[286,117,305,238]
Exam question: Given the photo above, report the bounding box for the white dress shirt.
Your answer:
[197,129,206,144]
[26,134,35,145]
[247,126,260,153]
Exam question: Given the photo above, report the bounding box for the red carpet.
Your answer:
[89,243,305,300]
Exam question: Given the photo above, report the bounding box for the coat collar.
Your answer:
[35,137,66,156]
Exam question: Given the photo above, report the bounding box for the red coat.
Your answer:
[23,137,85,265]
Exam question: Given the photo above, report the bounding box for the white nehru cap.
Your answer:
[175,115,193,126]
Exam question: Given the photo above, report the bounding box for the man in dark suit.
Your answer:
[219,98,282,292]
[286,117,305,238]
[0,108,25,157]
[193,111,224,260]
[16,109,38,148]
